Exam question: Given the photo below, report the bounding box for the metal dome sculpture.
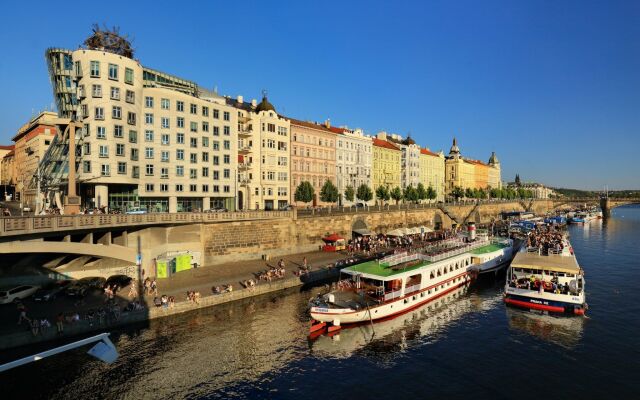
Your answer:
[84,24,134,58]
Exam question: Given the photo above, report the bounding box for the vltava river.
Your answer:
[2,205,640,399]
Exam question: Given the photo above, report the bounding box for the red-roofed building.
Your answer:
[445,137,501,197]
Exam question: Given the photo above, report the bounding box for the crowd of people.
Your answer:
[526,225,565,255]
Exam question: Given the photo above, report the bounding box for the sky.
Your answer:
[0,0,638,189]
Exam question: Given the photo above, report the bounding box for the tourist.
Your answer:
[161,295,168,308]
[151,279,158,296]
[153,296,162,307]
[30,319,40,336]
[56,312,64,334]
[128,280,138,298]
[16,302,30,325]
[303,257,308,270]
[143,277,151,295]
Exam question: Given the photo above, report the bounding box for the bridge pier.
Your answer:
[600,197,611,218]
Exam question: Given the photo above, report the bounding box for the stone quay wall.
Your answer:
[200,201,551,266]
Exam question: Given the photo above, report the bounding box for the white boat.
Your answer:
[309,236,510,331]
[503,240,587,316]
[469,235,516,274]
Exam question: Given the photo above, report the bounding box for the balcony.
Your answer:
[239,178,251,185]
[238,145,252,153]
[238,126,252,137]
[238,162,252,170]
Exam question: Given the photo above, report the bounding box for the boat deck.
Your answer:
[345,259,431,278]
[471,242,509,255]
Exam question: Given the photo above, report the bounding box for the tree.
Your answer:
[320,180,339,205]
[490,187,502,199]
[356,184,373,203]
[416,183,427,203]
[451,186,464,201]
[390,186,403,204]
[404,185,419,203]
[344,185,355,203]
[426,185,437,202]
[477,188,487,199]
[294,181,314,204]
[375,185,389,204]
[517,187,526,199]
[465,188,474,199]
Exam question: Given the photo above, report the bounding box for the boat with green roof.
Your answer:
[309,234,515,333]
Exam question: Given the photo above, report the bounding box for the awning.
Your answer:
[511,252,580,274]
[353,228,374,236]
[387,228,406,237]
[322,233,345,242]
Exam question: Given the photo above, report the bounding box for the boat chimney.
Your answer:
[467,222,476,241]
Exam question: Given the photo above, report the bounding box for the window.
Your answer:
[145,113,154,125]
[132,166,140,178]
[224,155,230,164]
[190,104,197,114]
[118,162,127,174]
[190,153,197,164]
[114,125,123,138]
[74,60,81,75]
[144,131,153,143]
[161,98,170,110]
[224,140,230,150]
[92,84,102,97]
[213,171,219,180]
[145,96,154,108]
[110,87,120,100]
[213,109,219,119]
[83,161,91,173]
[214,185,220,193]
[202,121,209,132]
[90,61,100,77]
[125,67,134,84]
[223,111,230,121]
[161,150,169,162]
[278,156,287,166]
[176,166,184,176]
[177,101,184,112]
[267,123,276,132]
[213,126,220,136]
[202,184,209,192]
[278,141,287,151]
[190,184,197,192]
[190,137,197,148]
[160,183,169,192]
[161,168,169,179]
[83,143,91,155]
[96,126,106,139]
[145,147,154,159]
[161,117,170,129]
[80,104,88,119]
[177,133,184,144]
[101,164,110,176]
[213,156,219,165]
[145,164,154,176]
[161,134,170,145]
[223,126,230,136]
[278,126,288,136]
[213,141,219,150]
[129,130,137,143]
[176,149,184,160]
[190,122,198,132]
[202,152,209,162]
[224,185,230,193]
[99,145,108,157]
[190,169,197,179]
[127,112,136,125]
[145,183,154,192]
[202,137,209,147]
[130,148,139,161]
[95,107,104,120]
[202,106,209,117]
[116,143,125,156]
[202,167,209,177]
[177,117,184,128]
[108,63,118,80]
[126,90,135,103]
[224,169,230,178]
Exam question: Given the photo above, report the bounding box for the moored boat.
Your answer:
[308,234,510,333]
[503,242,587,316]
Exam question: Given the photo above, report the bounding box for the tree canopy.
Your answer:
[426,185,437,201]
[416,183,427,202]
[390,186,403,204]
[344,185,355,203]
[376,185,390,202]
[356,184,373,203]
[320,180,339,204]
[404,185,419,203]
[294,181,314,203]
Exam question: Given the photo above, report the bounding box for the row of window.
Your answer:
[85,160,232,180]
[252,187,288,197]
[292,146,333,159]
[87,61,134,85]
[142,97,231,121]
[292,161,333,174]
[142,183,232,193]
[88,143,232,165]
[86,124,232,148]
[292,134,333,147]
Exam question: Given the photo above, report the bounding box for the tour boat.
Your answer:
[308,236,509,332]
[503,243,587,316]
[469,235,516,275]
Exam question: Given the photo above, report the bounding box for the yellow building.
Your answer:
[419,148,445,202]
[372,134,401,197]
[445,138,501,196]
[1,145,15,201]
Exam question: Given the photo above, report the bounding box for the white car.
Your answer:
[125,207,147,214]
[0,285,40,304]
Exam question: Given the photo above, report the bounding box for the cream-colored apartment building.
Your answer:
[45,42,245,212]
[419,148,445,202]
[334,126,372,206]
[445,138,501,195]
[229,95,291,211]
[289,119,336,207]
[0,145,14,201]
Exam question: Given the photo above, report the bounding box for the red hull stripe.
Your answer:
[504,297,584,315]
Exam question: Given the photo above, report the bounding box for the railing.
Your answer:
[404,284,421,294]
[0,210,294,237]
[384,290,402,302]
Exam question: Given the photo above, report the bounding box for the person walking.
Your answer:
[56,312,64,334]
[16,302,30,325]
[151,279,158,296]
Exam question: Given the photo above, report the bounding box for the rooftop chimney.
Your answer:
[324,118,331,128]
[237,95,243,104]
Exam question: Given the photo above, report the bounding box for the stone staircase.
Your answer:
[438,204,461,225]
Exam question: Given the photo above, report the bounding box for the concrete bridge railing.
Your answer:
[0,210,294,238]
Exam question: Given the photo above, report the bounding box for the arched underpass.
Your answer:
[0,241,137,264]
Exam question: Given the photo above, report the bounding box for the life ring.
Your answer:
[543,281,553,290]
[534,280,541,288]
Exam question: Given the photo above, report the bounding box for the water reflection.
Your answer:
[311,284,502,359]
[505,308,585,349]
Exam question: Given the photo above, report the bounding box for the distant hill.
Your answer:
[551,188,640,198]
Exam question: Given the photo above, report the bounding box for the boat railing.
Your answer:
[423,239,490,262]
[526,246,541,254]
[404,284,421,294]
[380,252,422,267]
[384,290,403,302]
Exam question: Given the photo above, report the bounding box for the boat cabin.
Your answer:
[507,252,584,296]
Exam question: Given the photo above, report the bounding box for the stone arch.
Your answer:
[434,212,443,230]
[352,218,368,231]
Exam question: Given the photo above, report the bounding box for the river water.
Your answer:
[2,205,640,399]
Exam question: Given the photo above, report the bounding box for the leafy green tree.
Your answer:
[404,185,419,203]
[477,188,487,199]
[426,185,437,202]
[390,186,403,204]
[344,185,355,203]
[416,183,427,202]
[376,185,390,204]
[451,186,464,201]
[294,181,314,204]
[517,188,526,199]
[490,187,501,199]
[356,184,373,203]
[465,188,474,199]
[320,180,339,205]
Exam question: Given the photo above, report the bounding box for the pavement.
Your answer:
[0,249,348,338]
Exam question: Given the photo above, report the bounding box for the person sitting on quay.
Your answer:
[161,295,169,309]
[153,296,162,307]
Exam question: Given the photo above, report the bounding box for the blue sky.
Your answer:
[0,0,638,189]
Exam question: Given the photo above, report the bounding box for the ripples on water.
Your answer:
[2,206,640,399]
